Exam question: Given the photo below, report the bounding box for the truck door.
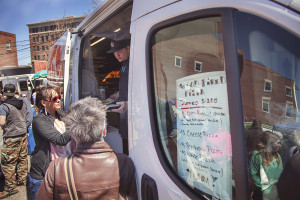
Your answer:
[130,2,300,200]
[47,30,72,109]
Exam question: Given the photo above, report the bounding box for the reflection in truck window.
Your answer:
[151,16,232,199]
[236,11,300,199]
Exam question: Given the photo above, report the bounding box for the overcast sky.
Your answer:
[0,0,94,65]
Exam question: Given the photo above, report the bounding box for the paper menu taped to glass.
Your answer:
[176,71,232,200]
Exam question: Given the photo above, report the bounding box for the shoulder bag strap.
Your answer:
[64,155,79,200]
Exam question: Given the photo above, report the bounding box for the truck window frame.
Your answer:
[146,8,248,199]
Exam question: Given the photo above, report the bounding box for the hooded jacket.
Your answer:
[2,98,27,138]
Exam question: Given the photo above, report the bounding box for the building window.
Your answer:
[32,28,35,33]
[34,56,37,60]
[175,56,182,67]
[262,97,270,113]
[41,27,44,32]
[33,37,36,43]
[264,80,272,92]
[51,35,54,41]
[35,27,38,33]
[41,36,44,42]
[46,46,49,50]
[46,36,48,41]
[286,87,292,97]
[33,46,36,52]
[45,26,48,31]
[6,43,11,50]
[42,46,45,51]
[194,61,202,72]
[37,46,40,51]
[38,55,40,60]
[36,37,39,42]
[286,102,293,118]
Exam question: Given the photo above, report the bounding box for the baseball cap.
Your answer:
[3,84,16,97]
[107,39,130,53]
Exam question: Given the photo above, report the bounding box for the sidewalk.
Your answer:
[0,128,32,200]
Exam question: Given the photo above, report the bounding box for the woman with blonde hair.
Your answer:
[250,131,283,200]
[28,86,72,199]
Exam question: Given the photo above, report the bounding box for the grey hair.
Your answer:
[63,97,106,144]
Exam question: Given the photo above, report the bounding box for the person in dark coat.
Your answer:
[107,39,130,155]
[277,151,300,199]
[37,97,137,200]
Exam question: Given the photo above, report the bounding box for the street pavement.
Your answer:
[0,128,32,200]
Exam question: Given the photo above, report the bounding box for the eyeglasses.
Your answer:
[50,95,61,103]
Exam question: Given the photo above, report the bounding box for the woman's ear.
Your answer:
[41,100,47,107]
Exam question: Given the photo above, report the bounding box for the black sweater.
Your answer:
[30,110,71,180]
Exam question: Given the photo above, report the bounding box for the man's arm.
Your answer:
[109,91,119,102]
[0,115,6,127]
[0,104,9,126]
[32,116,71,145]
[111,101,128,113]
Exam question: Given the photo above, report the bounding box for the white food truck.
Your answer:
[0,74,34,101]
[47,0,300,199]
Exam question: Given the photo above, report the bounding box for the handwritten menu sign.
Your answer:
[176,71,232,200]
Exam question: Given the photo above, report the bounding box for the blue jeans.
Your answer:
[28,174,43,200]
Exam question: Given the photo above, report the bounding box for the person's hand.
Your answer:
[109,91,119,102]
[111,101,128,113]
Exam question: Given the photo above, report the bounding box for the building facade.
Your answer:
[27,16,86,72]
[0,31,18,67]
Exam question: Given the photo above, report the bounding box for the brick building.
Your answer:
[0,31,18,67]
[27,16,86,72]
[152,35,297,127]
[240,59,297,126]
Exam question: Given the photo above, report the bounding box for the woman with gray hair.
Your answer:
[36,97,137,200]
[63,96,106,144]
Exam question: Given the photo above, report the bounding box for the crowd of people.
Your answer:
[0,37,135,200]
[0,81,137,199]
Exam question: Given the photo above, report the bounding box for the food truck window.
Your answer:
[79,5,132,152]
[151,16,233,199]
[236,11,300,199]
[80,5,132,100]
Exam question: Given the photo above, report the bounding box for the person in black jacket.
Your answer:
[28,86,71,200]
[107,39,130,155]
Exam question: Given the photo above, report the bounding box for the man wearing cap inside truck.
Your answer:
[107,39,130,155]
